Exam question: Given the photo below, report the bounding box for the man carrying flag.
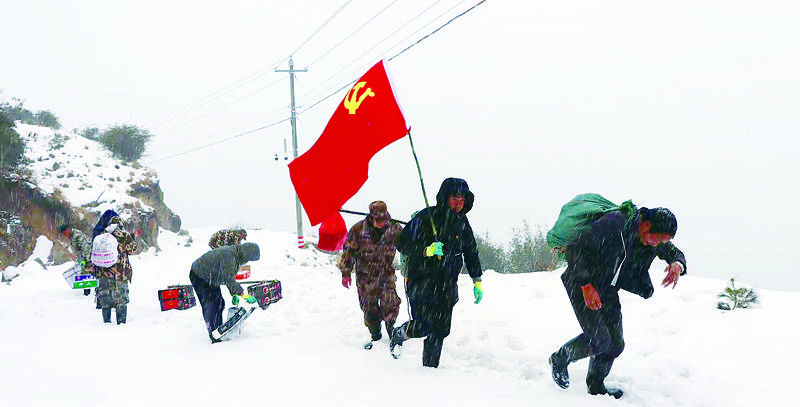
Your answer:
[289,60,408,226]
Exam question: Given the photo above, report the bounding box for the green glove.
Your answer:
[424,242,444,257]
[242,294,257,304]
[232,294,257,306]
[473,281,483,304]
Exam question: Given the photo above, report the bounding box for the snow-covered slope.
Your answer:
[14,123,155,214]
[0,227,796,407]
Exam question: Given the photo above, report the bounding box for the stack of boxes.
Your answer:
[158,285,197,311]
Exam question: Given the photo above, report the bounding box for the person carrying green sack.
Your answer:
[189,242,261,343]
[391,177,483,367]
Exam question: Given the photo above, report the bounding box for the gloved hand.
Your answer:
[342,275,352,289]
[581,284,602,310]
[473,281,483,304]
[232,294,257,306]
[424,242,444,257]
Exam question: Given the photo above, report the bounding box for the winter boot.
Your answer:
[587,384,624,399]
[586,356,621,398]
[549,348,571,389]
[364,327,382,350]
[116,305,127,325]
[390,324,406,359]
[422,334,444,368]
[102,308,112,324]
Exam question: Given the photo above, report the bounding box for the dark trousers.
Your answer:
[190,270,225,333]
[559,283,625,387]
[403,297,454,368]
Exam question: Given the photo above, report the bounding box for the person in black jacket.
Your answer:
[549,207,687,399]
[189,242,260,343]
[391,178,483,367]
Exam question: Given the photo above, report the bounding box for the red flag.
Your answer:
[289,60,408,226]
[317,212,348,252]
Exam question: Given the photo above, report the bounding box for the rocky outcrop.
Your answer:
[0,173,182,269]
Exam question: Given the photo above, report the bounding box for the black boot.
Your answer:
[364,327,382,350]
[116,305,127,325]
[102,308,112,324]
[422,334,444,368]
[587,383,624,399]
[390,323,406,359]
[586,356,622,398]
[549,348,571,389]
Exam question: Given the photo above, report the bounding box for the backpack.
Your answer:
[546,193,636,259]
[91,232,119,268]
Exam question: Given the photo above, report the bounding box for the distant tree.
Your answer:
[100,124,152,162]
[717,278,759,310]
[507,220,535,273]
[0,97,34,124]
[474,232,508,273]
[0,111,25,169]
[506,220,565,273]
[78,126,101,140]
[33,110,61,129]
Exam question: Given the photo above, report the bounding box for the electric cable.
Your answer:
[147,117,290,164]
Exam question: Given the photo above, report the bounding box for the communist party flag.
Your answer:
[289,60,408,226]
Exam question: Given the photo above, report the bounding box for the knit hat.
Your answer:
[642,207,677,236]
[369,201,391,223]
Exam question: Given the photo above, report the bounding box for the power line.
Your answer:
[389,0,487,61]
[147,117,290,164]
[298,0,447,105]
[301,0,486,115]
[305,0,402,69]
[146,57,288,128]
[290,0,354,56]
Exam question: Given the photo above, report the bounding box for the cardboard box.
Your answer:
[235,265,251,281]
[62,264,98,289]
[246,280,282,310]
[157,285,196,311]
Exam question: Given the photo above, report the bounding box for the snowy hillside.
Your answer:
[14,123,156,215]
[0,227,796,407]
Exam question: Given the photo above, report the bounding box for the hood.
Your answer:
[236,242,261,264]
[93,209,119,239]
[435,177,474,215]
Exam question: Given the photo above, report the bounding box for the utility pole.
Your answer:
[276,56,308,249]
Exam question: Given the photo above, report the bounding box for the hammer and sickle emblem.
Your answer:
[344,81,375,114]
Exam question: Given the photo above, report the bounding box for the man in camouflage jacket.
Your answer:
[338,201,403,348]
[59,223,92,295]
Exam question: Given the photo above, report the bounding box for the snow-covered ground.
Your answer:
[1,227,796,407]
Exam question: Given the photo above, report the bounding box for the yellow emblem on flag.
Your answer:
[344,82,375,114]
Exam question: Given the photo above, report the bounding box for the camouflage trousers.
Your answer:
[356,273,401,336]
[96,277,130,309]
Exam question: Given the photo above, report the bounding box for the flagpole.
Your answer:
[407,128,438,238]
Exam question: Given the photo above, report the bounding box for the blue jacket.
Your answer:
[562,209,687,299]
[396,178,482,306]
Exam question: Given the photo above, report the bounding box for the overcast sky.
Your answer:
[3,0,799,290]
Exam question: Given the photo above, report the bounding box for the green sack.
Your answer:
[546,193,636,258]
